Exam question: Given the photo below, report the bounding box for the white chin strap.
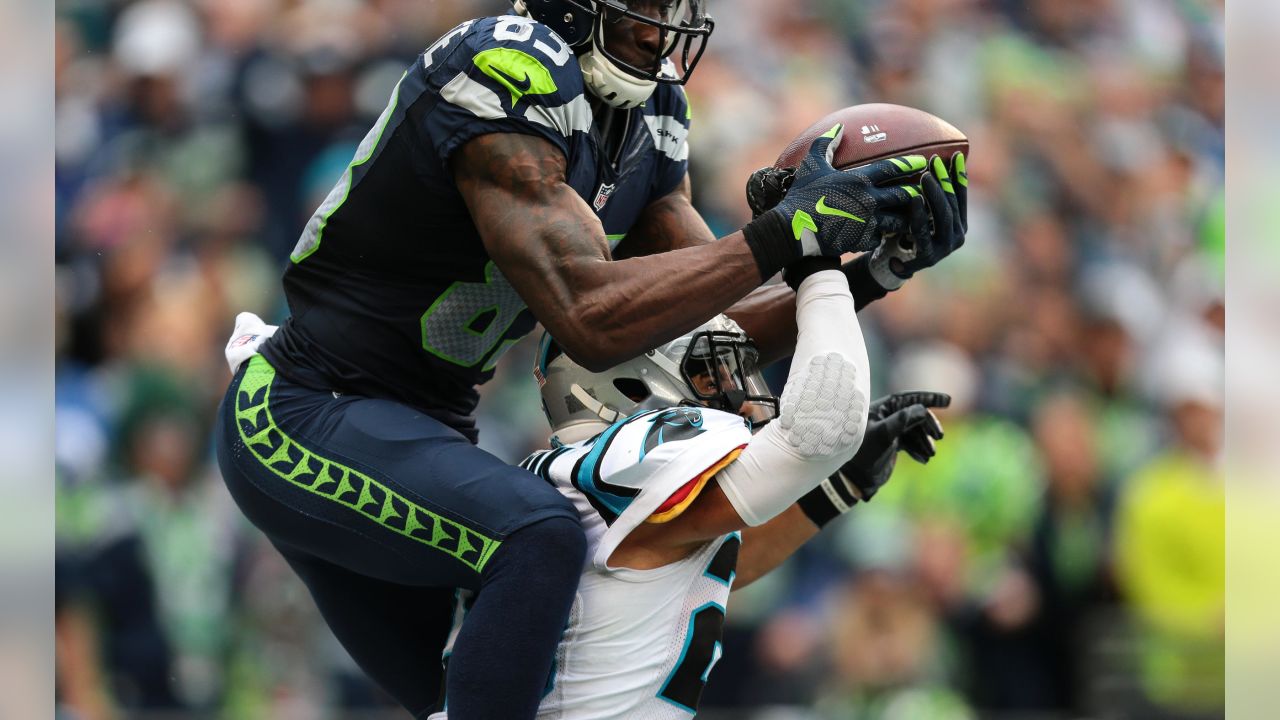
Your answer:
[580,40,657,109]
[550,420,610,447]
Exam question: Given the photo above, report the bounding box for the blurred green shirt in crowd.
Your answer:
[877,415,1043,593]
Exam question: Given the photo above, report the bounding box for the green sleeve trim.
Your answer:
[291,73,406,264]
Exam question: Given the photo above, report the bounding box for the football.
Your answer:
[775,103,968,175]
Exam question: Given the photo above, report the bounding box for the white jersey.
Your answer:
[439,406,752,719]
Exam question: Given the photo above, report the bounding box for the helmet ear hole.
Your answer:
[613,377,651,403]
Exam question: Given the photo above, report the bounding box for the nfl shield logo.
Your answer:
[592,183,616,213]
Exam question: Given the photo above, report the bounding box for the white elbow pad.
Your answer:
[715,351,868,526]
[775,351,867,458]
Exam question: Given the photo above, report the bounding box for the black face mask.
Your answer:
[524,0,714,84]
[595,0,713,84]
[680,330,778,426]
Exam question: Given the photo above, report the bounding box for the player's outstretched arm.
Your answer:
[455,132,762,371]
[616,173,803,364]
[734,392,949,587]
[611,266,872,570]
[616,392,948,584]
[455,128,920,370]
[617,173,799,365]
[619,154,966,365]
[733,153,968,361]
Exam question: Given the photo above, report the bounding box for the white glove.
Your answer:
[224,312,278,373]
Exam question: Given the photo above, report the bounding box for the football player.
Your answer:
[214,1,966,717]
[429,261,947,718]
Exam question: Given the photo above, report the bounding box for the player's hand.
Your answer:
[745,166,795,219]
[797,391,948,528]
[868,152,968,290]
[778,124,923,257]
[742,124,926,281]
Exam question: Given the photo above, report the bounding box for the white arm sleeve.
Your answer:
[715,269,871,526]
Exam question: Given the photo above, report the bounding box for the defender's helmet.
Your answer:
[512,0,714,109]
[535,315,778,443]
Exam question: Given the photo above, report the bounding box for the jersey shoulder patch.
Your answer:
[525,407,750,569]
[417,15,590,160]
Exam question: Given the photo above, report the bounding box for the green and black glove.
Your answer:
[867,153,968,290]
[741,123,923,280]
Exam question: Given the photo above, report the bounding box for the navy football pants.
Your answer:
[215,356,584,718]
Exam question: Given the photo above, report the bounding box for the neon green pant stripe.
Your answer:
[234,356,502,572]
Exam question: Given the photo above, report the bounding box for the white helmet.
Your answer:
[535,314,778,444]
[513,0,715,109]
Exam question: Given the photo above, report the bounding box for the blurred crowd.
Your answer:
[54,1,1224,719]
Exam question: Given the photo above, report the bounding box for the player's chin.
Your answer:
[602,42,664,77]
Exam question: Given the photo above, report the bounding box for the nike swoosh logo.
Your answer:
[489,65,533,96]
[816,196,865,223]
[473,49,559,108]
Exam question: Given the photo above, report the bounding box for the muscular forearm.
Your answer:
[734,505,819,589]
[723,284,797,366]
[455,133,764,371]
[616,172,891,366]
[546,235,762,370]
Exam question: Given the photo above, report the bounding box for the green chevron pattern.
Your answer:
[234,356,501,572]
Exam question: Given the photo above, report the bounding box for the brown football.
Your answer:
[775,103,968,175]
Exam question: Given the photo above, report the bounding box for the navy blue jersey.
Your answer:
[260,15,692,435]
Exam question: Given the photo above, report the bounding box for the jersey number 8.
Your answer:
[420,261,527,371]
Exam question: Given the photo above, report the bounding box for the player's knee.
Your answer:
[522,516,588,573]
[494,516,586,584]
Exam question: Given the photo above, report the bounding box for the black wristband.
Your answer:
[783,256,840,291]
[742,207,799,281]
[842,254,892,311]
[798,475,860,529]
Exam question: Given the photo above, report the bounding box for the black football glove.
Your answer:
[746,166,795,219]
[749,165,846,293]
[797,391,950,528]
[741,124,922,280]
[868,152,968,290]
